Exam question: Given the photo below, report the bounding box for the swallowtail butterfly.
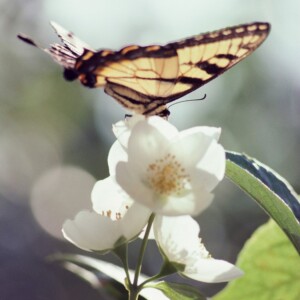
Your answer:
[18,22,270,117]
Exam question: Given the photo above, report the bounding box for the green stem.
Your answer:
[128,288,140,300]
[133,213,156,287]
[114,243,131,287]
[138,273,164,287]
[139,260,178,287]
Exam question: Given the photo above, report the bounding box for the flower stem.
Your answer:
[128,288,140,300]
[114,243,131,287]
[139,260,178,287]
[133,213,155,287]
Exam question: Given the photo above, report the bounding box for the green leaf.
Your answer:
[225,151,300,253]
[214,219,300,300]
[148,281,206,300]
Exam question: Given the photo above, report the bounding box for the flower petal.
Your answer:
[146,116,179,140]
[183,258,243,283]
[120,202,152,241]
[154,215,243,283]
[62,210,122,252]
[190,184,214,215]
[92,176,132,219]
[192,141,225,192]
[152,188,213,216]
[113,115,146,148]
[63,203,151,252]
[116,161,155,208]
[112,115,178,149]
[127,121,170,172]
[154,215,201,263]
[182,126,221,141]
[169,127,221,170]
[108,141,128,176]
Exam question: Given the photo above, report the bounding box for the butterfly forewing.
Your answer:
[160,22,270,102]
[50,21,93,55]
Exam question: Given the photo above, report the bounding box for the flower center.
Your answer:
[146,153,190,196]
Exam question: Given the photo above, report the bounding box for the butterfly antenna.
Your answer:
[17,33,44,50]
[167,94,207,110]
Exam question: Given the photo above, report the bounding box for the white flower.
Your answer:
[62,177,151,252]
[154,215,243,283]
[112,116,225,216]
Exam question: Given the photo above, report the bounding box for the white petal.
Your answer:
[91,176,133,219]
[192,142,226,192]
[112,115,146,148]
[63,204,150,252]
[120,202,152,240]
[62,210,122,252]
[190,184,214,215]
[152,189,213,216]
[146,116,178,140]
[127,121,170,172]
[154,216,200,263]
[112,115,178,150]
[177,126,221,141]
[141,286,169,300]
[107,140,128,176]
[115,161,156,208]
[183,258,243,283]
[185,126,221,141]
[169,127,220,170]
[154,216,243,283]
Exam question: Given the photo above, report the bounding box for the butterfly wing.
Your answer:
[18,22,93,71]
[168,22,270,101]
[50,21,93,56]
[76,22,270,115]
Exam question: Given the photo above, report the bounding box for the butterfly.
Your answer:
[18,22,270,117]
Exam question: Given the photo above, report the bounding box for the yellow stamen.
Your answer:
[146,153,190,196]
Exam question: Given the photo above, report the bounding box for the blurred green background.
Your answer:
[1,0,299,299]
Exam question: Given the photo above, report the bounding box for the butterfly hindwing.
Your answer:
[18,22,270,116]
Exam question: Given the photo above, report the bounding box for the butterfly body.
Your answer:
[18,22,270,116]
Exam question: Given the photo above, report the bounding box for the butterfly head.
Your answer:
[63,69,79,81]
[63,69,97,88]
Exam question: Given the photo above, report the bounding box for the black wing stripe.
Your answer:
[196,61,225,75]
[178,76,204,85]
[215,54,238,60]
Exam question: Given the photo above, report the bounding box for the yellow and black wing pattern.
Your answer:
[18,22,270,116]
